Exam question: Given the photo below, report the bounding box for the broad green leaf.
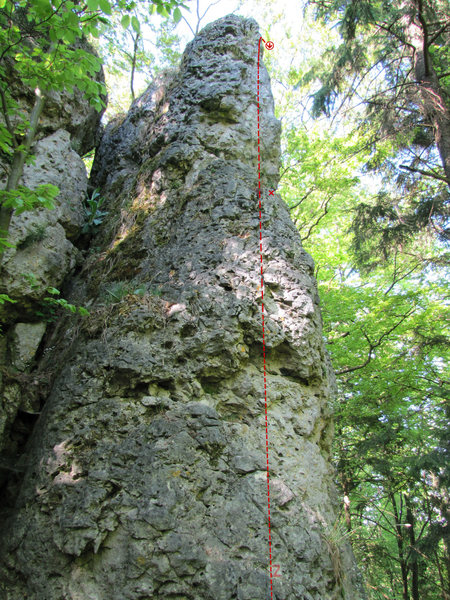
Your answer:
[156,4,169,17]
[131,15,140,33]
[99,0,112,15]
[121,14,130,28]
[47,287,60,296]
[48,27,58,42]
[90,25,100,38]
[173,7,182,23]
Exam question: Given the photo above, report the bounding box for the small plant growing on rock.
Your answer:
[36,287,89,321]
[0,294,16,305]
[17,223,47,250]
[82,188,108,234]
[104,282,146,303]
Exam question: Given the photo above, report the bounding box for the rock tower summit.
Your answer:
[0,15,364,600]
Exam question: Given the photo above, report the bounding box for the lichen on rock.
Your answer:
[0,15,365,600]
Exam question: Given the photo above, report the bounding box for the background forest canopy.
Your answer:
[0,0,449,599]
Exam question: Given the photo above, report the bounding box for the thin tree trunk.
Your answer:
[404,0,450,186]
[422,477,450,600]
[130,32,140,102]
[0,87,45,244]
[432,469,450,600]
[405,496,419,600]
[339,467,352,532]
[415,62,450,186]
[392,493,409,600]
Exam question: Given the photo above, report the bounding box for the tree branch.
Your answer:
[0,87,46,251]
[0,86,17,147]
[427,20,450,45]
[376,21,416,51]
[384,264,421,296]
[288,188,314,211]
[182,15,195,37]
[199,0,222,23]
[336,309,415,375]
[399,163,450,184]
[301,194,331,241]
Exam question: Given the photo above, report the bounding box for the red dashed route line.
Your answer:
[257,35,274,600]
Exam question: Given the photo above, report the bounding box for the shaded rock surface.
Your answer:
[0,38,105,495]
[0,15,365,600]
[0,129,88,470]
[1,129,86,308]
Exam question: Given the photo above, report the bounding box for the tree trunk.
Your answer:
[404,0,450,186]
[0,87,45,250]
[405,495,419,600]
[392,493,409,600]
[337,443,352,533]
[130,32,140,103]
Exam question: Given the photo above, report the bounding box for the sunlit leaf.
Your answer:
[131,15,140,33]
[173,7,182,23]
[99,0,112,15]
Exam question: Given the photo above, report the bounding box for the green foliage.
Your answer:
[300,149,448,600]
[173,7,182,23]
[36,287,89,321]
[82,188,108,234]
[0,184,58,216]
[0,293,16,305]
[0,183,59,252]
[82,148,96,176]
[305,162,449,598]
[273,12,449,587]
[2,273,89,321]
[303,0,450,266]
[16,223,47,250]
[100,4,183,113]
[0,2,107,106]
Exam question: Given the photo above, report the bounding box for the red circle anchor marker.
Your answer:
[265,40,274,51]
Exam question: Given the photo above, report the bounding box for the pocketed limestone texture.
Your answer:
[0,15,364,600]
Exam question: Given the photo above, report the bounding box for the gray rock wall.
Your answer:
[0,129,88,487]
[0,16,364,600]
[0,36,104,504]
[1,130,87,307]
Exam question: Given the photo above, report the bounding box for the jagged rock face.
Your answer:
[0,34,104,543]
[0,129,87,483]
[1,130,86,308]
[0,16,364,600]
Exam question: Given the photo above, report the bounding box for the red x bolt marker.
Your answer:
[269,190,274,196]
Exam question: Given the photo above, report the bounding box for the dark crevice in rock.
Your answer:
[278,368,311,386]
